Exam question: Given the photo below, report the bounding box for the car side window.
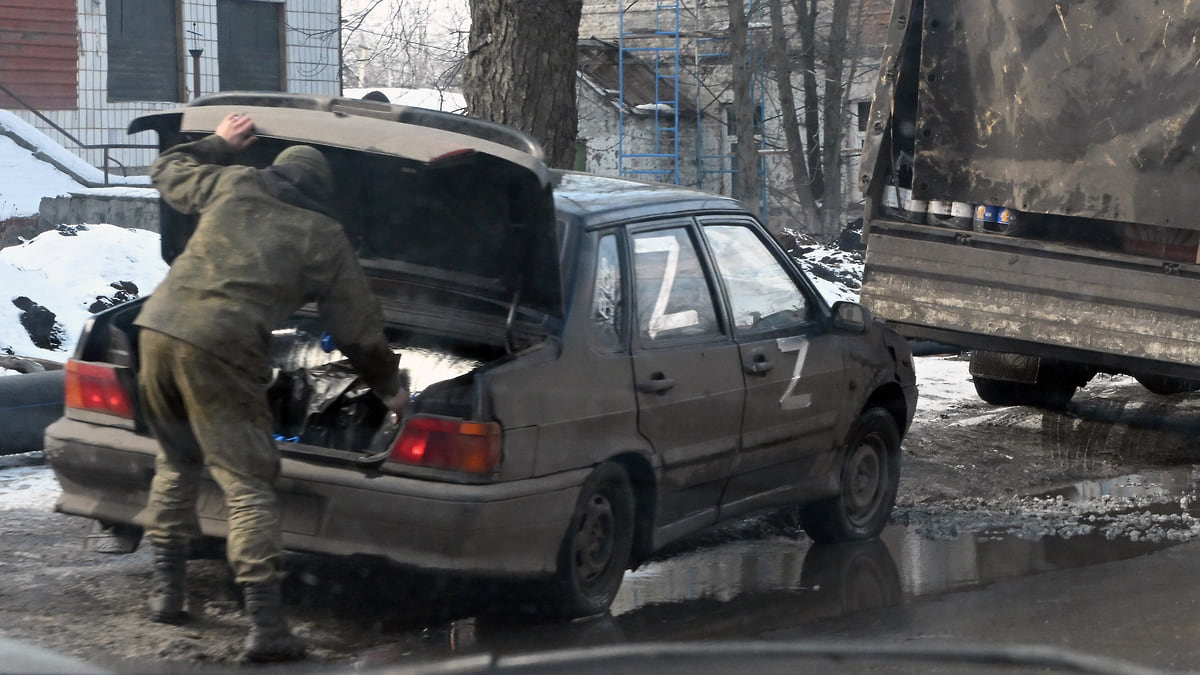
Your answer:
[591,234,623,350]
[703,224,810,335]
[631,227,722,343]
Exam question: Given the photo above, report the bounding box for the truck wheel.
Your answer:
[1134,374,1200,396]
[972,376,1020,405]
[801,408,900,544]
[973,376,1075,409]
[550,462,635,618]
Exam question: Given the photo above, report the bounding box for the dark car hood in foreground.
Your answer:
[128,93,562,327]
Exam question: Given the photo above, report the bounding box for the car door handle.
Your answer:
[638,376,676,393]
[747,357,773,374]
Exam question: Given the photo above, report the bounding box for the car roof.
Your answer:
[551,171,751,228]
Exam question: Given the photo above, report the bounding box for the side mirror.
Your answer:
[831,301,871,333]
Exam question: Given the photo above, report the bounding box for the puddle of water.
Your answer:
[390,469,1200,662]
[1038,467,1200,503]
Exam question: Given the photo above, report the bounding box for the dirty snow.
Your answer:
[0,225,167,361]
[0,455,58,512]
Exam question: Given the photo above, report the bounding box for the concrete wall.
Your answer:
[577,80,725,193]
[0,192,159,249]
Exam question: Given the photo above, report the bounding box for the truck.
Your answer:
[858,0,1200,407]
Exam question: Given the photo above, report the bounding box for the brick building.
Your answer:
[0,0,341,177]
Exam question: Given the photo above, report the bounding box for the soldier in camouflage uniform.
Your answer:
[136,112,408,662]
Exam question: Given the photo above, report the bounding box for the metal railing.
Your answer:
[0,81,156,186]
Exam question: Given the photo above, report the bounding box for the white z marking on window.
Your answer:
[635,235,699,338]
[777,336,812,410]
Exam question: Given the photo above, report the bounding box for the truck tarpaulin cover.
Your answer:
[914,0,1200,228]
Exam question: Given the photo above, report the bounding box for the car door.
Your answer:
[628,222,745,532]
[700,220,848,513]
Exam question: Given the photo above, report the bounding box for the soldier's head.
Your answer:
[273,145,334,194]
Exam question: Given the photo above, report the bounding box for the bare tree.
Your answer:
[765,0,869,236]
[728,0,761,214]
[463,0,584,169]
[768,0,819,235]
[340,0,469,91]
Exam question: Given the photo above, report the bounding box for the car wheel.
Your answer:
[550,462,635,618]
[801,408,900,544]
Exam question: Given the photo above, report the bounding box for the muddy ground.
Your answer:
[2,355,1199,672]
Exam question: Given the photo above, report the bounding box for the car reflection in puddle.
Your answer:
[343,465,1200,667]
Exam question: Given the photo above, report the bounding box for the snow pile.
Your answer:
[0,135,88,220]
[0,224,168,362]
[0,111,152,220]
[897,492,1200,545]
[784,226,864,304]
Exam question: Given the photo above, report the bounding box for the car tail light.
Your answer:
[64,359,135,419]
[387,415,501,474]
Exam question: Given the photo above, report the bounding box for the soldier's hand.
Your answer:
[216,113,256,152]
[384,389,410,415]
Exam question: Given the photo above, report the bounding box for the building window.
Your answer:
[857,100,871,132]
[218,0,284,92]
[106,0,182,102]
[574,139,588,172]
[725,102,763,138]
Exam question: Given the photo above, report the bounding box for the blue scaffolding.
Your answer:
[617,0,683,184]
[616,0,770,223]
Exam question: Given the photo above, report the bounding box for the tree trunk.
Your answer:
[728,0,761,216]
[819,0,852,234]
[768,0,820,236]
[794,0,823,202]
[463,0,583,169]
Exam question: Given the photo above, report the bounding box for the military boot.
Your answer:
[147,544,188,623]
[242,582,307,662]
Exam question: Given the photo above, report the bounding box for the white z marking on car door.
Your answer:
[777,336,812,410]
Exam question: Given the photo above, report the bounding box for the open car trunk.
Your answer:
[81,94,565,463]
[264,318,492,462]
[77,297,508,465]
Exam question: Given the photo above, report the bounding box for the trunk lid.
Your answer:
[128,94,562,347]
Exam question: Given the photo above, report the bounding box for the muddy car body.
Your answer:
[45,93,916,617]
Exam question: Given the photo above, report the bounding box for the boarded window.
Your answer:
[0,0,79,109]
[218,0,283,92]
[107,0,181,102]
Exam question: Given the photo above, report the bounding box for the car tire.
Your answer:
[801,408,900,544]
[549,461,635,618]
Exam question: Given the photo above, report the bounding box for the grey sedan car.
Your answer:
[45,93,916,618]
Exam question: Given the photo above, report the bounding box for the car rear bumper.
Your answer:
[44,417,585,577]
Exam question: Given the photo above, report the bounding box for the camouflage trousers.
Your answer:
[138,329,283,585]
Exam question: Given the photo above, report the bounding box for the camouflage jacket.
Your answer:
[136,134,402,399]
